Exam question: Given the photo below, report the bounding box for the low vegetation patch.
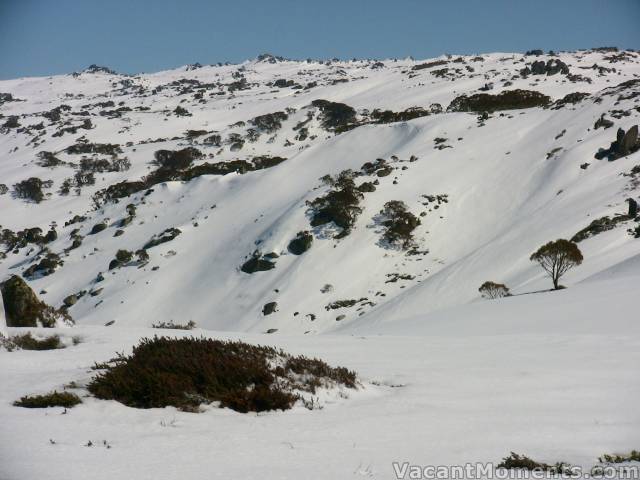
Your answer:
[497,452,574,475]
[307,171,364,238]
[14,391,81,408]
[571,215,630,242]
[448,89,551,112]
[598,451,640,464]
[4,332,65,350]
[378,200,421,249]
[88,336,357,413]
[151,320,196,330]
[311,99,357,131]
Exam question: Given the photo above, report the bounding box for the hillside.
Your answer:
[1,49,639,333]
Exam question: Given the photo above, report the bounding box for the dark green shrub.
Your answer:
[143,228,181,249]
[241,253,276,274]
[288,231,313,255]
[497,452,573,475]
[599,451,640,463]
[10,333,64,350]
[448,89,551,112]
[13,177,52,203]
[88,336,357,412]
[307,172,364,237]
[115,249,133,263]
[311,99,357,131]
[14,391,81,408]
[379,201,421,249]
[153,147,203,170]
[250,111,288,133]
[571,215,630,242]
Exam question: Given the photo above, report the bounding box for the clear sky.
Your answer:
[1,0,639,79]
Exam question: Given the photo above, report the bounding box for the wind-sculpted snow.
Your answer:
[1,49,640,332]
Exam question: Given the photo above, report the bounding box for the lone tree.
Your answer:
[478,281,510,299]
[530,239,583,289]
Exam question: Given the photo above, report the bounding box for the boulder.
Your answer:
[262,302,278,316]
[0,275,69,327]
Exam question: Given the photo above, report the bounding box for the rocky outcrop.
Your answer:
[521,59,569,77]
[595,125,639,161]
[0,275,71,327]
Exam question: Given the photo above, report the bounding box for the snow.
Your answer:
[1,49,640,478]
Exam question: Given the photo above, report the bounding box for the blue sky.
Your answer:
[1,0,639,79]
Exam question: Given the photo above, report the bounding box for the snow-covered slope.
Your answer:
[1,49,639,332]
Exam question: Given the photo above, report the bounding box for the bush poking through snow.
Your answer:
[379,201,421,249]
[598,451,640,464]
[530,239,583,290]
[307,171,364,238]
[497,452,574,475]
[8,332,65,350]
[143,228,182,249]
[479,281,510,299]
[448,89,551,112]
[14,391,81,408]
[151,320,196,330]
[88,336,357,412]
[287,231,313,255]
[13,177,52,203]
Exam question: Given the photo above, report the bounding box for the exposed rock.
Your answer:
[628,198,638,218]
[0,275,70,327]
[521,59,569,76]
[63,294,78,307]
[143,228,182,249]
[240,255,276,274]
[594,115,614,130]
[262,302,278,316]
[595,125,640,161]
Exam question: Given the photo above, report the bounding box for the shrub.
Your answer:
[378,201,421,249]
[10,332,64,350]
[497,452,573,475]
[13,177,52,203]
[23,252,63,278]
[311,99,357,131]
[151,320,196,330]
[598,451,640,464]
[448,90,551,112]
[143,228,182,249]
[530,239,583,289]
[241,252,276,274]
[571,215,630,242]
[88,336,357,412]
[479,281,510,299]
[307,171,364,238]
[288,231,313,255]
[250,111,288,133]
[370,107,430,124]
[153,147,203,170]
[115,249,133,263]
[14,391,81,408]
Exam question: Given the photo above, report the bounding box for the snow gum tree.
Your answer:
[530,239,583,289]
